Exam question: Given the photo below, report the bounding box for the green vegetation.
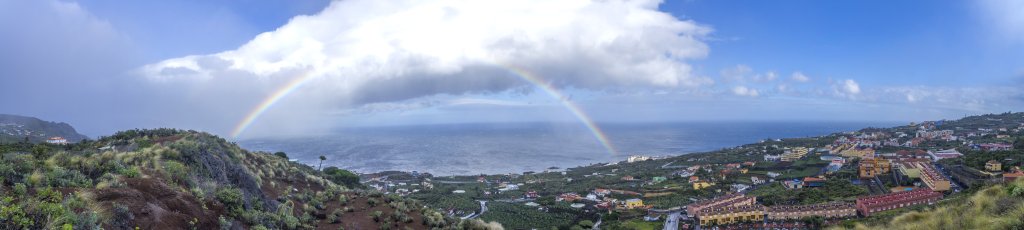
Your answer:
[323,166,361,188]
[478,202,582,229]
[0,128,480,229]
[749,179,867,205]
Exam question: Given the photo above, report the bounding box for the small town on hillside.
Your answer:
[358,113,1024,229]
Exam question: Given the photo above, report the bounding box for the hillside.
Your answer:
[840,178,1024,230]
[0,114,88,143]
[0,128,497,229]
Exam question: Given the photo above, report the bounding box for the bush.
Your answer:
[323,167,360,188]
[328,209,344,223]
[216,187,245,217]
[12,183,26,196]
[370,210,384,222]
[274,152,288,159]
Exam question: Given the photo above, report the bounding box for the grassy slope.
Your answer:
[834,178,1024,230]
[0,129,489,230]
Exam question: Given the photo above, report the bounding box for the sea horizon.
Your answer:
[239,120,901,176]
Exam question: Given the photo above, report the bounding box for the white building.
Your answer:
[627,155,652,163]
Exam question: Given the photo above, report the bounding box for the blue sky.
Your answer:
[1,0,1022,138]
[666,0,1024,87]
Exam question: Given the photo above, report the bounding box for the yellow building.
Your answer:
[781,147,809,162]
[986,160,1002,172]
[625,198,644,209]
[859,157,891,178]
[841,147,875,158]
[697,205,765,226]
[693,182,715,190]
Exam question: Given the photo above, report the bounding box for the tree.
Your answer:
[274,152,288,159]
[319,155,326,171]
[324,167,360,188]
[1014,138,1024,150]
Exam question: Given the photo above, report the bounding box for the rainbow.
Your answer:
[501,65,618,156]
[230,69,316,138]
[229,66,618,156]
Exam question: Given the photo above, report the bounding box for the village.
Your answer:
[361,114,1024,229]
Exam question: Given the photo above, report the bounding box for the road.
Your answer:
[460,200,488,219]
[662,211,681,230]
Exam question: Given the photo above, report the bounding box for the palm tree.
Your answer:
[319,155,327,171]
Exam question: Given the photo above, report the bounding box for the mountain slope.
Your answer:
[838,178,1024,230]
[0,114,88,143]
[0,128,491,229]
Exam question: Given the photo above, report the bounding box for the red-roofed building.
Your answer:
[1005,169,1024,183]
[686,193,756,217]
[855,189,942,216]
[803,177,827,187]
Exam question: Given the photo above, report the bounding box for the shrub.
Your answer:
[219,215,233,230]
[370,211,384,222]
[328,209,344,223]
[274,152,288,159]
[13,183,26,196]
[215,187,245,217]
[111,204,134,229]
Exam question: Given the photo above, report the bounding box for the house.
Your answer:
[593,189,611,196]
[627,155,652,162]
[557,193,582,202]
[751,176,765,185]
[621,175,636,181]
[524,191,539,199]
[1005,168,1024,183]
[742,161,757,167]
[986,160,1003,172]
[856,189,943,216]
[46,136,68,144]
[686,193,757,217]
[725,163,742,169]
[784,179,803,189]
[696,204,765,226]
[764,154,782,162]
[674,169,695,177]
[651,176,667,184]
[766,202,857,220]
[781,147,810,162]
[731,184,751,192]
[859,157,891,178]
[803,177,827,187]
[766,172,781,178]
[625,198,645,209]
[693,182,714,190]
[977,143,1013,151]
[452,190,466,194]
[689,176,700,183]
[928,149,963,161]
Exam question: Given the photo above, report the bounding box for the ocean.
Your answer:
[238,121,896,175]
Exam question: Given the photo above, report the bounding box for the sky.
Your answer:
[1,0,1022,139]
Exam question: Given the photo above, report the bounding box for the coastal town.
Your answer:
[360,112,1024,229]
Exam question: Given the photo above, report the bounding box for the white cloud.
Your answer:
[790,72,810,82]
[731,86,759,97]
[751,71,777,82]
[720,64,752,83]
[831,79,860,98]
[139,0,715,136]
